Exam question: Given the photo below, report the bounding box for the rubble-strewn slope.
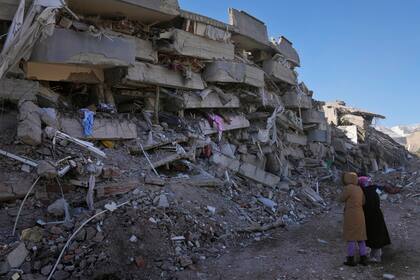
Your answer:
[0,1,414,279]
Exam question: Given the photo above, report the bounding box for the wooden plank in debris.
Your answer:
[96,180,138,197]
[211,152,280,187]
[25,62,104,84]
[60,117,137,140]
[158,28,235,60]
[199,114,250,135]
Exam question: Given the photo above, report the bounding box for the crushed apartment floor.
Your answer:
[0,0,418,280]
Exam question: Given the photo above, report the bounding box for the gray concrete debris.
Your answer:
[67,0,180,23]
[203,61,265,88]
[60,117,138,140]
[282,91,312,109]
[211,152,281,187]
[157,194,170,208]
[273,36,300,67]
[110,62,205,90]
[301,109,326,124]
[0,261,10,275]
[47,198,69,217]
[157,28,235,60]
[228,8,270,50]
[263,57,298,85]
[17,100,42,146]
[31,28,136,67]
[7,242,29,268]
[0,78,39,103]
[36,160,57,179]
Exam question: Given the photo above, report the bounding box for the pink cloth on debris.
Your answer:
[208,114,224,132]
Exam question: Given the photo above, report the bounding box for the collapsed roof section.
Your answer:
[67,0,180,23]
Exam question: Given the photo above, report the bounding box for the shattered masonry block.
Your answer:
[284,133,308,146]
[26,62,104,84]
[31,28,136,67]
[60,117,137,140]
[307,129,329,143]
[301,109,326,124]
[0,78,38,103]
[263,58,298,85]
[68,0,180,23]
[157,28,235,60]
[203,61,265,88]
[175,91,240,110]
[275,36,300,67]
[109,62,205,90]
[17,101,42,146]
[199,114,250,135]
[323,105,339,125]
[340,114,368,128]
[211,152,280,187]
[282,91,312,109]
[228,8,270,50]
[338,125,358,144]
[133,37,158,62]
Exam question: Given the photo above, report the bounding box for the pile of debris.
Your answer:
[0,0,414,279]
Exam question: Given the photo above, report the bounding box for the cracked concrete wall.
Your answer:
[31,28,136,67]
[157,28,234,60]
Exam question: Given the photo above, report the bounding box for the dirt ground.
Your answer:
[177,195,420,280]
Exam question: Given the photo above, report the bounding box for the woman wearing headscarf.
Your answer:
[358,176,391,262]
[339,172,368,266]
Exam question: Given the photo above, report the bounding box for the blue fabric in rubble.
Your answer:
[80,109,94,137]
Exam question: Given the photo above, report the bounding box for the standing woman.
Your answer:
[339,172,368,266]
[358,176,391,262]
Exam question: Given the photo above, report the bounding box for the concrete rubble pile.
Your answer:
[0,1,415,279]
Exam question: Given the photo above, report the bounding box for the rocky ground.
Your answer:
[0,158,418,280]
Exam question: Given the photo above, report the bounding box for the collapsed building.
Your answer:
[0,0,413,279]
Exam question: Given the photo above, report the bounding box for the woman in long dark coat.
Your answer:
[358,176,391,262]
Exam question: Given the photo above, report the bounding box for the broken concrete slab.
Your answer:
[199,114,250,135]
[7,242,28,268]
[341,114,368,128]
[282,91,312,109]
[285,133,308,146]
[203,61,265,88]
[0,78,38,103]
[228,8,270,51]
[31,28,136,67]
[133,37,158,62]
[60,117,137,140]
[169,175,222,187]
[338,125,358,144]
[157,28,235,60]
[26,62,104,84]
[173,90,240,110]
[107,62,205,90]
[68,0,180,23]
[151,152,194,169]
[273,36,300,67]
[263,58,297,85]
[17,100,42,146]
[301,109,326,124]
[211,152,280,187]
[307,129,329,143]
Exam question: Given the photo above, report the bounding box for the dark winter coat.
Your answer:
[362,185,391,249]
